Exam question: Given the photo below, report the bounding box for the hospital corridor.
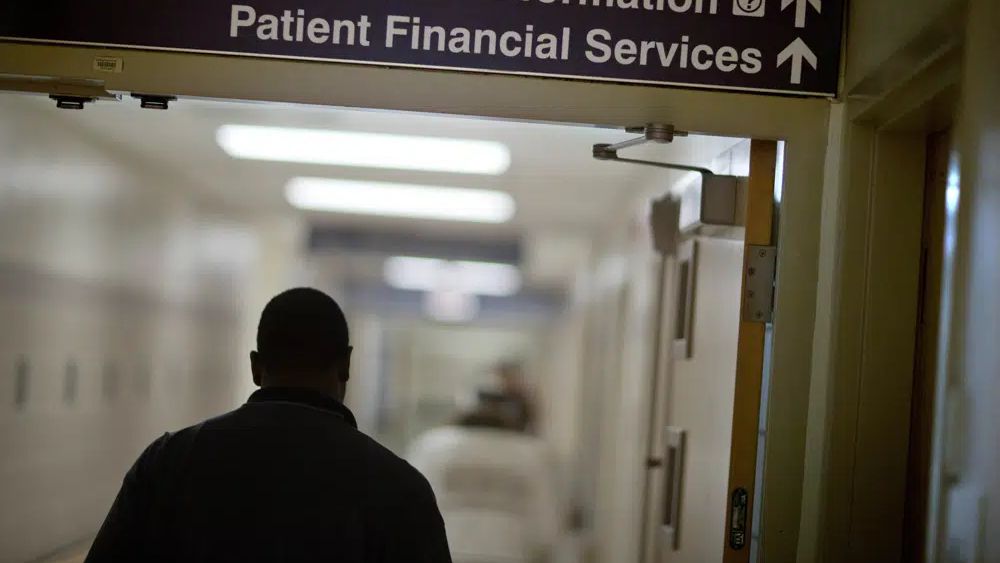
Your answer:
[2,0,1000,561]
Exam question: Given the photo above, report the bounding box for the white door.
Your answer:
[643,141,778,563]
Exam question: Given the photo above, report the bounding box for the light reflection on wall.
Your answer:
[927,150,962,556]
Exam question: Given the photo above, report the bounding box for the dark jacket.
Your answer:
[85,387,451,562]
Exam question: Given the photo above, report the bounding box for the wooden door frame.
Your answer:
[723,140,777,563]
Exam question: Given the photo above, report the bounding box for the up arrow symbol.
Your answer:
[781,0,822,28]
[777,38,818,85]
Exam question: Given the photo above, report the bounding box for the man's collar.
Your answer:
[248,387,358,429]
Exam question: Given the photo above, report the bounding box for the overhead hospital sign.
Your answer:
[0,0,844,96]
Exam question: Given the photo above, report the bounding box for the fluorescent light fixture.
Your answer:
[285,178,515,223]
[384,256,522,297]
[217,125,511,175]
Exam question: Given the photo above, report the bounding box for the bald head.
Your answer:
[251,288,352,398]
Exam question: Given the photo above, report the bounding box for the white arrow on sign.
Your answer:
[777,38,818,85]
[781,0,822,28]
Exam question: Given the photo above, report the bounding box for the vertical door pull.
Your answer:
[661,427,686,550]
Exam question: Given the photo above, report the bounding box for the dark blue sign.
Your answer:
[1,0,843,96]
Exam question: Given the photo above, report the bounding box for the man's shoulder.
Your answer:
[360,438,437,510]
[143,408,430,487]
[166,410,421,470]
[356,432,430,486]
[161,410,229,446]
[134,416,216,470]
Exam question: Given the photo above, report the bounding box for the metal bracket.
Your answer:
[1,74,120,102]
[593,123,715,176]
[49,95,96,110]
[742,245,777,323]
[131,93,177,110]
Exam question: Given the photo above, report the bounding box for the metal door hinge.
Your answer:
[742,245,776,323]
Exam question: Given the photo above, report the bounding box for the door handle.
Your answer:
[661,427,686,550]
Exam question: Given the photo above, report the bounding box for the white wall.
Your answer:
[537,307,586,493]
[0,94,304,562]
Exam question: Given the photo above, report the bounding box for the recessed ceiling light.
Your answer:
[285,177,515,223]
[217,125,511,175]
[383,256,522,297]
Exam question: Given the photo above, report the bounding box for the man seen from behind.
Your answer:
[85,287,451,562]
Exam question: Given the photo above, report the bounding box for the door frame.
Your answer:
[902,128,952,563]
[0,38,842,560]
[794,32,964,563]
[723,139,778,563]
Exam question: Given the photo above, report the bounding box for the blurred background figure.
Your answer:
[408,391,562,563]
[494,361,535,433]
[448,360,536,433]
[454,392,518,430]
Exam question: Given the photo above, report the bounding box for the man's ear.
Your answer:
[339,347,354,383]
[250,351,263,387]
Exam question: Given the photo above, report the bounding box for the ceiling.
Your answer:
[8,92,744,295]
[16,93,740,236]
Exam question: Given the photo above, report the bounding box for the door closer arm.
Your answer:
[592,123,715,176]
